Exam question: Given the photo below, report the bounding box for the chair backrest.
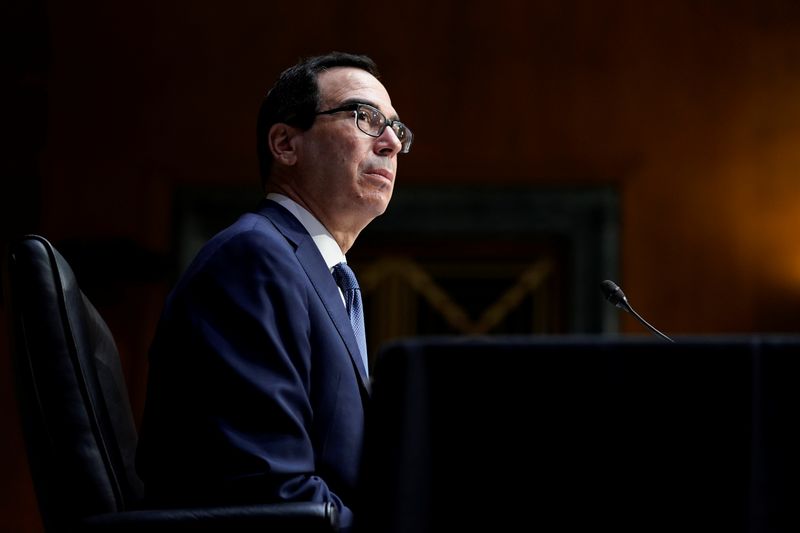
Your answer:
[7,235,143,531]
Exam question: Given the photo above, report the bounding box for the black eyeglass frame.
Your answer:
[315,102,413,154]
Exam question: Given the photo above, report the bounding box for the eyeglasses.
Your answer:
[315,103,414,154]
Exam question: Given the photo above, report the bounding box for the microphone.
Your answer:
[600,280,674,343]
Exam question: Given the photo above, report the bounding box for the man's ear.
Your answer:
[268,123,301,166]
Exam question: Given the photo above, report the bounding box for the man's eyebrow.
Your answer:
[338,98,372,107]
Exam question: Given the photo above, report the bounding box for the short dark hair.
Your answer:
[256,52,380,187]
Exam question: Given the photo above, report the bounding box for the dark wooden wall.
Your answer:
[4,1,800,530]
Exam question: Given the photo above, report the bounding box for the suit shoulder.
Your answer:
[183,212,300,279]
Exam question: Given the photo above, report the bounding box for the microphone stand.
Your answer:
[622,301,674,343]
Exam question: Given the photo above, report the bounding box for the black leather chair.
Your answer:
[6,234,338,532]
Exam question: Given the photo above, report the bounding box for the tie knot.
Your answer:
[332,262,360,291]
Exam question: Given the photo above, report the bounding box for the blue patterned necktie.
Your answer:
[332,262,369,375]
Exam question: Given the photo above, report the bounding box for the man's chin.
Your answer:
[360,193,391,221]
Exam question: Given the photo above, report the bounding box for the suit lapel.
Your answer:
[255,200,371,393]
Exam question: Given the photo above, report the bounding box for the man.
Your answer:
[135,52,413,530]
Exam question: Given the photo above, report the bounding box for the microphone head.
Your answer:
[600,279,628,309]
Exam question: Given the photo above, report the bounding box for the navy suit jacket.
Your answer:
[136,199,370,528]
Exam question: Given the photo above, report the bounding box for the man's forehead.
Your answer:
[318,67,394,111]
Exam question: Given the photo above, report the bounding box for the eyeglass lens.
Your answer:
[355,105,413,153]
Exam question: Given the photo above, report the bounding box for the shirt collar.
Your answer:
[266,193,346,270]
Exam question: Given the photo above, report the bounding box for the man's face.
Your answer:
[293,67,403,235]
